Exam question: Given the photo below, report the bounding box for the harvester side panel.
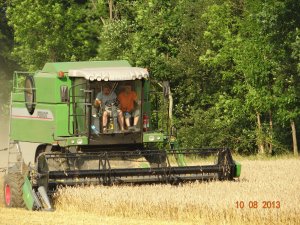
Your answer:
[10,103,71,143]
[34,73,71,104]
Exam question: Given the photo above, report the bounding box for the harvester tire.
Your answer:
[3,172,25,208]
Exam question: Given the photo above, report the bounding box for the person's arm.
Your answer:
[94,99,101,107]
[94,92,102,107]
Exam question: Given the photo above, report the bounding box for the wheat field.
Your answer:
[0,158,299,225]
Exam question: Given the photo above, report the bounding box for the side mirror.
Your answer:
[162,81,170,98]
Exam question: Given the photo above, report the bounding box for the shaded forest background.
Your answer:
[1,0,300,155]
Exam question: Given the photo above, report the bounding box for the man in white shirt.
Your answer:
[94,84,124,132]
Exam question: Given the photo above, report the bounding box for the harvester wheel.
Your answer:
[3,173,25,208]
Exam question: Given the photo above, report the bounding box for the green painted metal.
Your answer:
[72,78,88,135]
[11,105,55,143]
[10,61,137,146]
[11,93,24,102]
[57,136,89,147]
[140,162,150,168]
[22,176,34,210]
[234,161,241,177]
[35,73,71,103]
[10,61,171,149]
[10,103,73,143]
[11,71,70,104]
[10,67,74,144]
[55,104,73,136]
[13,71,34,93]
[169,138,187,166]
[42,60,131,73]
[142,80,152,130]
[143,132,164,143]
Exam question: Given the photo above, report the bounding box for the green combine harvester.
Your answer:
[3,60,241,211]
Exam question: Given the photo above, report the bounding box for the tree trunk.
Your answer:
[109,0,113,20]
[291,120,298,156]
[91,0,106,25]
[269,111,273,154]
[256,112,264,154]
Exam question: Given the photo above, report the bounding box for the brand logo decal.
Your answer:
[12,108,54,121]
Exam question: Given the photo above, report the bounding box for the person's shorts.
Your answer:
[104,106,121,116]
[124,109,140,118]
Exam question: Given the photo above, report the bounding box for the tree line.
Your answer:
[0,0,300,155]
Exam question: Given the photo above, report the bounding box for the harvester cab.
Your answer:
[3,60,241,211]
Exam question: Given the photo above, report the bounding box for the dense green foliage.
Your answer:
[0,0,18,112]
[1,0,300,154]
[6,0,100,70]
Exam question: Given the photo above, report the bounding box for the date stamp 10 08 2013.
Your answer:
[235,201,281,209]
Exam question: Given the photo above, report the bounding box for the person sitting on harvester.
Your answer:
[94,84,124,132]
[118,82,141,131]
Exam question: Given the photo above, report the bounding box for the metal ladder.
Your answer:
[5,93,24,174]
[6,140,24,173]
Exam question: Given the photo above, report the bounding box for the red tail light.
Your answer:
[58,71,65,78]
[143,113,149,131]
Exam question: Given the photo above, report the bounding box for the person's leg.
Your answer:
[124,112,131,128]
[125,118,130,127]
[133,109,140,128]
[102,111,108,132]
[117,110,124,131]
[133,116,139,126]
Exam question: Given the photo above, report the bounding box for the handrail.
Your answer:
[13,71,35,92]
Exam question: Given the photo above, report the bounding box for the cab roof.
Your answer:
[42,60,131,73]
[41,60,149,81]
[68,67,149,81]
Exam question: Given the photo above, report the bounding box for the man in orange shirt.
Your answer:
[118,83,141,131]
[94,84,124,133]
